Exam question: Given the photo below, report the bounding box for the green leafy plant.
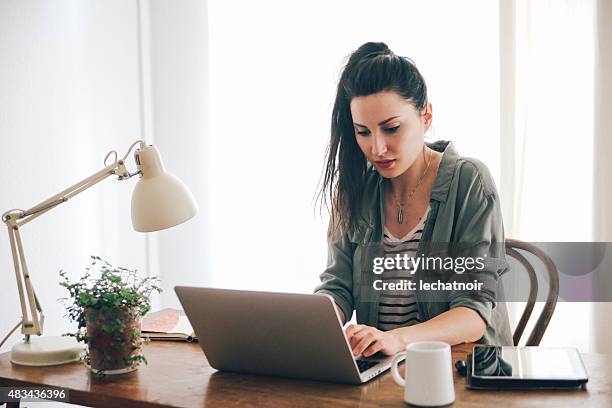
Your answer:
[59,255,162,375]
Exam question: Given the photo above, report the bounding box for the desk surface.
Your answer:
[1,341,611,407]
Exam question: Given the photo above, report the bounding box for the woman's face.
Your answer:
[350,91,431,178]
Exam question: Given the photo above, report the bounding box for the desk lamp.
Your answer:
[1,140,198,366]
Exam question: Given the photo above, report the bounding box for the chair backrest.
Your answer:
[505,239,560,346]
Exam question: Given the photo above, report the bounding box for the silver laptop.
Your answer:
[174,286,400,384]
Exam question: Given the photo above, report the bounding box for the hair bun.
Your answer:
[347,42,392,65]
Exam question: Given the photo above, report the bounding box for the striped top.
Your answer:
[377,206,430,332]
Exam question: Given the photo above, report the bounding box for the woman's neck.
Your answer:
[388,145,432,199]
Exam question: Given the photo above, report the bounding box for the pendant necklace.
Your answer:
[390,146,432,225]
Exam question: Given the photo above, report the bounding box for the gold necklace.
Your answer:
[389,146,432,225]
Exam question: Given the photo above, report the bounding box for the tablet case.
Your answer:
[465,352,588,390]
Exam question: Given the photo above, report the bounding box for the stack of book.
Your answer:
[141,308,197,342]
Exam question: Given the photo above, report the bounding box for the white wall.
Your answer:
[0,0,146,354]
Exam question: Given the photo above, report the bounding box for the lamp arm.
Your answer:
[2,140,145,338]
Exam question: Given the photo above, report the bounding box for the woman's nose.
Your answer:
[371,132,387,157]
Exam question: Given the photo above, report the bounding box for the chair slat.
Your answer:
[505,239,559,346]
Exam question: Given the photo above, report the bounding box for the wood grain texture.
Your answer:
[0,341,609,407]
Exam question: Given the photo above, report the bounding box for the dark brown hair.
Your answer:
[319,42,429,237]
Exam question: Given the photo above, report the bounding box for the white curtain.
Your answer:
[507,0,612,353]
[591,0,612,354]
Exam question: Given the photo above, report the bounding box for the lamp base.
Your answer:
[10,336,84,366]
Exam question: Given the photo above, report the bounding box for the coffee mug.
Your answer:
[391,341,455,406]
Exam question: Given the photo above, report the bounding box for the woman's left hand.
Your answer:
[344,324,404,357]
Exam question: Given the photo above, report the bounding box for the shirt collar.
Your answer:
[428,140,459,203]
[375,140,459,203]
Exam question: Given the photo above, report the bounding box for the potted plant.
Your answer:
[60,255,162,375]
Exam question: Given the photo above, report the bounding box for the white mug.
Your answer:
[391,341,455,406]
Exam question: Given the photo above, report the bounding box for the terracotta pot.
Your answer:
[85,306,142,374]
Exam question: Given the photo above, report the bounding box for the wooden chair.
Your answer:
[505,239,560,346]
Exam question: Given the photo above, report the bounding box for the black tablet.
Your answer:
[467,346,589,390]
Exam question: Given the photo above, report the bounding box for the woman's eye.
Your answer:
[356,130,370,136]
[384,125,400,133]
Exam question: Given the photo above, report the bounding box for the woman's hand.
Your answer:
[344,324,404,357]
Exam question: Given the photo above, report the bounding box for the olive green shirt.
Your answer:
[314,140,513,346]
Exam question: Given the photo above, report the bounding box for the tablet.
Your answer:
[467,346,589,389]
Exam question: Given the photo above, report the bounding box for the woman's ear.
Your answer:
[423,102,433,128]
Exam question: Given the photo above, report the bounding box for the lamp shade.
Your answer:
[131,145,198,232]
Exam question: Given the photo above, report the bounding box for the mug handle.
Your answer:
[391,351,407,387]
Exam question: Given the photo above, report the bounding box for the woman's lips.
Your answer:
[374,159,396,169]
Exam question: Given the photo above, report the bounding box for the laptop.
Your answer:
[174,286,400,384]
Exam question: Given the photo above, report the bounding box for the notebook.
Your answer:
[141,308,197,342]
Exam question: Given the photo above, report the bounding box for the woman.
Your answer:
[315,42,512,359]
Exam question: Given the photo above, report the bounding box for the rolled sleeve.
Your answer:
[449,296,494,327]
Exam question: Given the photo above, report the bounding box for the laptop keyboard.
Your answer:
[356,359,379,373]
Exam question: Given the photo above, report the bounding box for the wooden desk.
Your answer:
[1,341,611,407]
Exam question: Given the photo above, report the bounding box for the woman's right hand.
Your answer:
[344,324,405,357]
